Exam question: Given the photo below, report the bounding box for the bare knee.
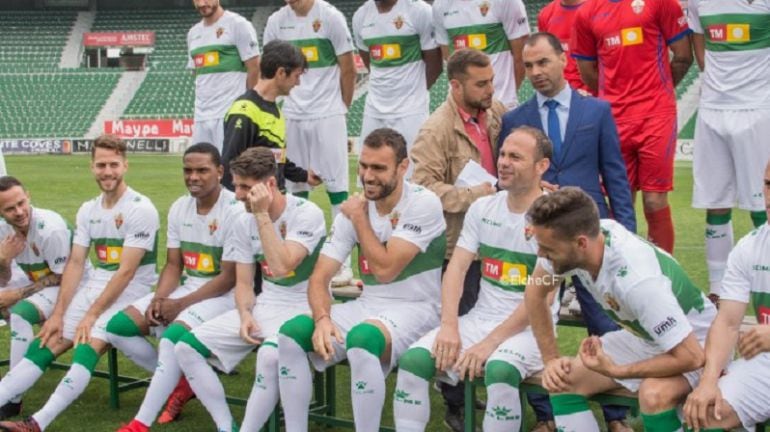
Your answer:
[642,192,669,212]
[638,378,685,413]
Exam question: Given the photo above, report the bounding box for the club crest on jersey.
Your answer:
[631,0,645,14]
[31,242,40,257]
[114,213,124,230]
[479,1,490,17]
[279,221,287,239]
[37,221,45,230]
[312,19,322,33]
[216,27,224,38]
[389,211,400,229]
[604,293,621,312]
[208,219,218,235]
[393,15,404,30]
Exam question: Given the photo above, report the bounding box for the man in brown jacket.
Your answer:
[410,48,506,431]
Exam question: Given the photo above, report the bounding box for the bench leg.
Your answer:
[326,365,336,417]
[464,380,475,431]
[108,348,120,409]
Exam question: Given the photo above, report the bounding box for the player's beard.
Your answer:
[97,175,124,194]
[551,249,581,275]
[197,2,220,18]
[465,94,492,112]
[361,174,398,201]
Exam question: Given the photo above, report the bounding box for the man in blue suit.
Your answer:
[499,32,636,432]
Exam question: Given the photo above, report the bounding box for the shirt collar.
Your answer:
[536,84,572,110]
[457,105,486,125]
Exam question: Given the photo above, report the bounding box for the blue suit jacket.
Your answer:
[499,88,636,232]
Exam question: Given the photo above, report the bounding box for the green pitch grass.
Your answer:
[2,154,757,431]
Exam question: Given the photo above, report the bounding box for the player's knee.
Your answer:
[105,310,142,338]
[638,379,679,413]
[177,331,211,359]
[24,339,55,371]
[346,322,386,358]
[72,343,100,373]
[484,360,522,388]
[278,314,315,353]
[10,300,42,326]
[398,347,435,381]
[256,343,279,370]
[161,322,189,344]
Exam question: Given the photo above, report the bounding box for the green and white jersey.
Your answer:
[264,0,354,119]
[167,189,244,287]
[432,0,529,108]
[0,207,70,284]
[456,191,559,321]
[688,0,770,109]
[721,223,770,324]
[323,182,446,303]
[352,0,437,118]
[187,10,261,121]
[541,219,716,352]
[223,195,326,306]
[74,187,159,287]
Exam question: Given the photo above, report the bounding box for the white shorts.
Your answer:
[718,352,770,429]
[191,118,225,154]
[62,278,151,342]
[309,297,440,375]
[692,108,770,211]
[410,311,544,385]
[600,330,702,392]
[285,115,349,195]
[130,284,235,338]
[192,300,308,373]
[358,111,429,180]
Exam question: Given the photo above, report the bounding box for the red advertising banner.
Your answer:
[84,32,156,47]
[104,119,193,138]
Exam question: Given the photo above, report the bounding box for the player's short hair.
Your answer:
[91,134,127,158]
[362,128,408,165]
[506,126,553,161]
[260,40,308,79]
[447,48,491,81]
[527,187,600,239]
[525,32,564,55]
[184,142,221,166]
[229,147,276,181]
[0,176,24,193]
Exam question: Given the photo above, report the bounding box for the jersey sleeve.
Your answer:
[414,1,438,51]
[186,29,195,70]
[165,199,182,249]
[234,16,261,61]
[686,0,703,34]
[41,224,71,275]
[658,0,691,44]
[222,214,256,264]
[431,0,449,46]
[391,192,446,253]
[719,236,753,304]
[455,198,484,254]
[122,202,160,252]
[352,8,367,52]
[321,213,357,264]
[570,5,597,61]
[329,8,355,56]
[73,202,92,248]
[262,13,278,45]
[285,202,327,255]
[624,277,694,353]
[498,0,530,41]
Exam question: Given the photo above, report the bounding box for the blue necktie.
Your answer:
[545,99,562,158]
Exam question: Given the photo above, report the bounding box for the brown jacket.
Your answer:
[411,94,506,260]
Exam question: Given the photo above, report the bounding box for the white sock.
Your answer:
[108,334,158,372]
[706,220,733,296]
[348,347,386,432]
[552,394,600,432]
[241,345,279,431]
[393,369,430,431]
[277,334,313,432]
[33,363,92,430]
[483,383,522,432]
[331,204,342,223]
[9,313,34,369]
[135,338,181,426]
[175,342,232,431]
[0,358,45,405]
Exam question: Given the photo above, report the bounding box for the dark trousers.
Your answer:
[440,259,482,410]
[527,277,628,422]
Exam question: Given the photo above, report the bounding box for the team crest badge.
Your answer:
[37,221,45,230]
[31,242,40,257]
[312,19,322,33]
[389,211,400,229]
[208,219,218,235]
[631,0,645,14]
[216,27,224,38]
[393,15,404,30]
[279,221,287,239]
[604,293,621,312]
[114,213,124,230]
[479,1,490,17]
[524,225,534,241]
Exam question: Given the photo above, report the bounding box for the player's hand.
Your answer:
[0,233,25,262]
[156,298,186,325]
[74,312,98,345]
[738,325,770,359]
[307,169,323,187]
[145,297,164,326]
[0,289,20,309]
[340,193,368,223]
[683,378,724,431]
[579,336,619,377]
[540,180,559,193]
[432,324,461,372]
[454,339,496,382]
[542,357,572,393]
[312,315,343,362]
[239,312,261,345]
[248,183,274,214]
[38,312,64,348]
